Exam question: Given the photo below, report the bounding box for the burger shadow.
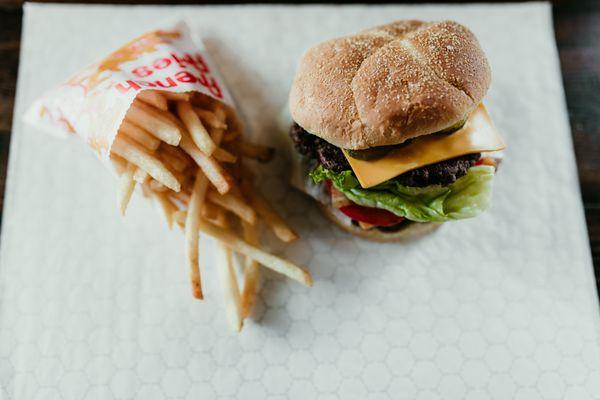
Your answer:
[243,210,445,333]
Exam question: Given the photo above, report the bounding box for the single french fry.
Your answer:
[112,136,181,192]
[211,128,224,145]
[177,101,216,156]
[213,207,230,228]
[153,191,177,229]
[222,130,241,142]
[125,102,181,145]
[234,141,275,163]
[170,167,191,188]
[134,98,182,126]
[213,103,227,125]
[241,181,298,242]
[216,242,243,331]
[213,148,237,163]
[161,147,193,173]
[157,151,187,173]
[241,221,260,318]
[202,203,229,228]
[170,190,190,205]
[146,106,221,184]
[133,168,149,184]
[207,190,256,224]
[149,179,168,192]
[197,220,312,286]
[137,90,168,111]
[111,155,128,174]
[140,182,151,197]
[185,169,209,300]
[118,163,137,215]
[160,144,193,171]
[120,120,161,151]
[159,91,190,102]
[174,210,186,225]
[194,108,227,129]
[179,133,233,194]
[202,201,218,220]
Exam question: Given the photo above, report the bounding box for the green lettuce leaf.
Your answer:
[310,165,496,222]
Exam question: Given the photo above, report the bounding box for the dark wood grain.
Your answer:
[0,1,598,287]
[554,1,600,205]
[553,0,600,283]
[0,5,20,222]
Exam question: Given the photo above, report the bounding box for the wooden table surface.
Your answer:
[0,1,598,290]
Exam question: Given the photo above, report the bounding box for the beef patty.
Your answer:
[290,123,480,187]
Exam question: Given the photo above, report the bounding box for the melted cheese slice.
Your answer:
[343,104,506,188]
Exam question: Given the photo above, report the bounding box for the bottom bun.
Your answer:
[318,204,440,242]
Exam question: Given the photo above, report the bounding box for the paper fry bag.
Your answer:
[25,21,236,161]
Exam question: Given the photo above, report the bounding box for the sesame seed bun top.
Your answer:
[289,20,491,150]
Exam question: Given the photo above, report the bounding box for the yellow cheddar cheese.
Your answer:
[343,104,506,188]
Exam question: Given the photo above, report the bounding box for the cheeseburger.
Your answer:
[287,20,506,241]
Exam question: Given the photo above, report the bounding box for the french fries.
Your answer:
[173,210,186,229]
[112,136,181,192]
[222,129,241,142]
[111,154,128,174]
[153,191,176,229]
[149,179,168,192]
[177,101,216,156]
[158,151,187,173]
[170,190,190,205]
[119,120,161,151]
[202,202,230,228]
[201,201,218,220]
[159,145,192,172]
[204,204,229,228]
[110,90,308,331]
[241,221,260,318]
[133,169,149,184]
[137,90,168,111]
[194,108,227,129]
[159,91,190,102]
[207,190,256,225]
[213,103,227,124]
[198,219,312,287]
[125,101,181,145]
[213,207,229,228]
[118,162,137,215]
[186,170,209,299]
[241,181,298,243]
[213,148,237,163]
[217,242,243,331]
[180,133,233,194]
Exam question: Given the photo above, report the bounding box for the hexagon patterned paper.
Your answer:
[2,3,600,400]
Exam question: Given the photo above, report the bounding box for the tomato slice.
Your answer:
[339,204,405,227]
